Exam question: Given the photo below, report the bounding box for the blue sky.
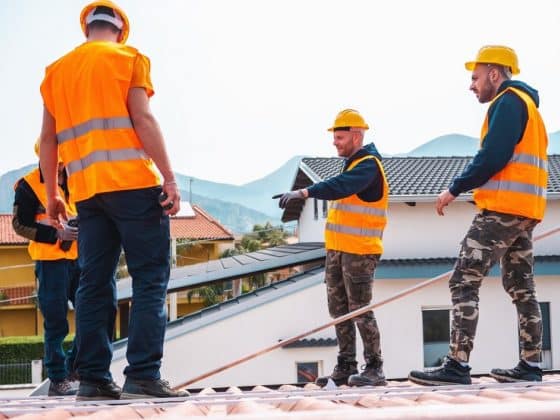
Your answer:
[2,1,559,184]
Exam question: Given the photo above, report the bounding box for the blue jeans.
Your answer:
[36,259,79,381]
[75,187,170,383]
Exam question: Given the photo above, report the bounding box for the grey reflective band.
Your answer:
[330,202,387,217]
[510,153,548,171]
[66,148,148,176]
[57,117,133,144]
[325,223,384,238]
[479,180,546,198]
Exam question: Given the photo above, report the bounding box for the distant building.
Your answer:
[0,203,235,338]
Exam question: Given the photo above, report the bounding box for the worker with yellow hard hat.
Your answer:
[12,140,80,396]
[38,1,186,400]
[275,109,389,387]
[409,45,549,386]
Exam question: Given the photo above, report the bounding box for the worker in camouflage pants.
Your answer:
[325,251,382,372]
[277,109,389,387]
[449,211,541,365]
[409,45,548,386]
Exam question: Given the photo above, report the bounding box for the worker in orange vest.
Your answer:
[12,141,79,396]
[38,1,186,400]
[409,45,548,386]
[277,109,389,387]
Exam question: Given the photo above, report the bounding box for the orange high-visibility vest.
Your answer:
[40,41,160,202]
[325,155,389,255]
[22,168,78,261]
[473,87,548,220]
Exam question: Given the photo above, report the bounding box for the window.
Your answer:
[296,361,319,383]
[422,308,450,367]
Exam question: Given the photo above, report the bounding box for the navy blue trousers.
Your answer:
[36,259,79,381]
[74,187,170,383]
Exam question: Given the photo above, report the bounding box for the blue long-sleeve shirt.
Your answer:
[306,142,384,202]
[449,80,540,196]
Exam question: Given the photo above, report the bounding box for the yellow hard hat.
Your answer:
[328,109,370,132]
[465,45,520,75]
[80,1,130,44]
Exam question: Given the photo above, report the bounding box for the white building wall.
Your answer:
[299,200,560,258]
[111,273,560,388]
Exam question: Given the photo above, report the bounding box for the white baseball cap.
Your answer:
[85,6,124,30]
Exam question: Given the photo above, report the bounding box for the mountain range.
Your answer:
[1,132,557,233]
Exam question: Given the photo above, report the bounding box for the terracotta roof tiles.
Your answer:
[0,215,27,245]
[4,375,560,419]
[170,205,234,241]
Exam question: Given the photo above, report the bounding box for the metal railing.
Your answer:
[0,360,42,385]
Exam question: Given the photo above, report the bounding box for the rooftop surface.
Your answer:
[282,154,560,222]
[3,375,560,419]
[0,215,27,246]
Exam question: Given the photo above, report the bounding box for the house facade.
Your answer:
[107,155,560,389]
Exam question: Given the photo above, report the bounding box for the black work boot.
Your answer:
[121,377,190,399]
[315,357,358,387]
[490,360,542,383]
[76,380,122,400]
[48,378,78,396]
[408,356,471,386]
[348,359,387,386]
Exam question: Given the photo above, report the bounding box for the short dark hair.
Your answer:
[87,20,120,34]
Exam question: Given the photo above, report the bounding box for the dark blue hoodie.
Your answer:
[306,142,384,202]
[449,80,540,196]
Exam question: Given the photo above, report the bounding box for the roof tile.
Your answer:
[0,215,27,245]
[170,205,234,241]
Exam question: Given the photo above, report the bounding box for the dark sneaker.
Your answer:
[490,360,542,383]
[315,357,358,387]
[408,356,471,386]
[76,380,122,400]
[348,360,387,386]
[67,371,80,382]
[48,379,78,396]
[121,378,190,399]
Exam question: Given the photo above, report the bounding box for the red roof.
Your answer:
[0,214,27,245]
[170,205,233,241]
[0,205,233,245]
[3,376,560,418]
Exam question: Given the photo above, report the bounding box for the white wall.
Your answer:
[299,200,560,259]
[110,272,560,388]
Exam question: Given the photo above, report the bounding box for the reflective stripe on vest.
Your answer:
[478,180,546,198]
[325,223,384,239]
[509,153,548,171]
[66,148,149,176]
[473,86,548,220]
[57,117,133,144]
[330,202,387,217]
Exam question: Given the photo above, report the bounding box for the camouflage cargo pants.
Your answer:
[325,250,382,364]
[449,210,542,363]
